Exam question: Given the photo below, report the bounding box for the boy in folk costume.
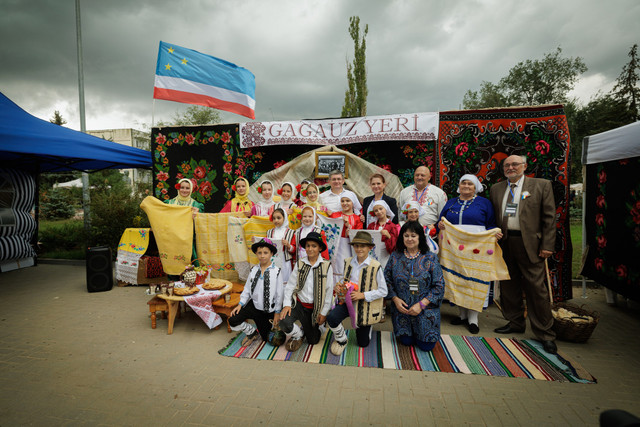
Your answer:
[229,238,284,347]
[327,231,387,355]
[279,232,335,352]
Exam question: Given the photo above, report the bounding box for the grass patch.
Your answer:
[38,219,86,259]
[570,221,583,278]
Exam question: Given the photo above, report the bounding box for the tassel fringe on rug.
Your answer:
[219,330,595,383]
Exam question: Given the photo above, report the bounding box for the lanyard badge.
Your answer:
[408,278,419,294]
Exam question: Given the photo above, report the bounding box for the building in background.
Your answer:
[86,129,151,187]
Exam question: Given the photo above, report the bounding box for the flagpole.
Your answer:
[151,99,156,128]
[76,0,91,242]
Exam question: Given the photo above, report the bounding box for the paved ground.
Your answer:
[1,264,639,426]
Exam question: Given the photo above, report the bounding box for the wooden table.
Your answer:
[212,293,242,332]
[156,281,232,335]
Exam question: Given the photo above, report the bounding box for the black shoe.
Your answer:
[450,317,467,326]
[494,324,525,334]
[541,340,557,354]
[467,323,480,334]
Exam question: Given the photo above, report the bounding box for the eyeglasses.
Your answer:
[504,162,524,168]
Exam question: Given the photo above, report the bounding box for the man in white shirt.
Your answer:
[397,166,447,228]
[319,170,359,214]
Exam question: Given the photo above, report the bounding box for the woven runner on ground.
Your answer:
[219,330,595,383]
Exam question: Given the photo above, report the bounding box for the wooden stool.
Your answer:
[231,282,245,294]
[212,293,241,333]
[147,296,168,329]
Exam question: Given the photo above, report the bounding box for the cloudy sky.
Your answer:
[1,0,638,132]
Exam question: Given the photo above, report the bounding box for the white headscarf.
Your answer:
[275,181,296,210]
[368,199,395,221]
[458,174,484,194]
[401,201,426,222]
[299,205,318,240]
[256,180,276,211]
[339,190,362,215]
[269,208,290,240]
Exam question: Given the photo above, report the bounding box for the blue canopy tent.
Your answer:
[0,92,151,270]
[0,92,151,172]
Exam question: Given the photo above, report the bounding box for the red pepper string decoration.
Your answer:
[277,188,283,195]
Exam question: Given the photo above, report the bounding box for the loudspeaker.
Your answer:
[86,246,113,293]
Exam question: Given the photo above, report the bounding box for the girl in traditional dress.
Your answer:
[290,205,329,261]
[274,182,297,214]
[266,208,294,284]
[303,183,329,215]
[367,199,399,254]
[402,201,438,253]
[220,177,253,216]
[293,180,311,207]
[251,180,276,217]
[330,193,363,281]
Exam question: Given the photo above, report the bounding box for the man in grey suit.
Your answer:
[490,154,557,353]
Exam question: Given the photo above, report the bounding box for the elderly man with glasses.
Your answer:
[489,154,558,354]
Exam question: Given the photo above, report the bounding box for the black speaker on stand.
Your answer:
[86,246,113,292]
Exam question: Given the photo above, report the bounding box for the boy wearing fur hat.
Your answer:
[229,238,284,347]
[327,231,387,356]
[279,231,334,352]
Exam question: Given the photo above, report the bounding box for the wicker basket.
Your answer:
[552,302,599,343]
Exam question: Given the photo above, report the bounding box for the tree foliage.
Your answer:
[49,110,67,125]
[341,16,368,118]
[462,47,587,109]
[611,43,640,121]
[157,105,222,127]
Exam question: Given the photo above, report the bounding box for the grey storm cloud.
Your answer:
[1,0,638,131]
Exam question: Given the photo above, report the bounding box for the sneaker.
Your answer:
[241,330,259,347]
[330,340,347,356]
[285,337,303,352]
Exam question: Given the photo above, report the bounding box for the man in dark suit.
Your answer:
[490,154,557,353]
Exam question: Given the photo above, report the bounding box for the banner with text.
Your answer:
[239,112,438,148]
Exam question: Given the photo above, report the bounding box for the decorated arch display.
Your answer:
[151,106,572,301]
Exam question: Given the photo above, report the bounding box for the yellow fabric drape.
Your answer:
[227,216,249,263]
[439,218,510,312]
[117,228,150,254]
[242,216,274,264]
[194,212,244,281]
[140,196,193,275]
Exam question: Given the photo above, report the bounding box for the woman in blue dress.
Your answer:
[384,221,445,351]
[437,174,501,334]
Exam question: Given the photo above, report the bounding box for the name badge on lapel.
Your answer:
[504,203,518,217]
[408,278,419,294]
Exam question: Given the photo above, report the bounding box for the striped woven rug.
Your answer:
[219,330,595,383]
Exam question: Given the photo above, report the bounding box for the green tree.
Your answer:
[49,110,67,125]
[341,16,368,118]
[157,105,222,127]
[566,93,633,182]
[611,43,640,121]
[462,47,587,109]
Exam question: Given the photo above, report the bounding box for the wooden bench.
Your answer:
[212,293,242,333]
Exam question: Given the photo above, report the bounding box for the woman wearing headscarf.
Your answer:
[220,177,254,216]
[274,181,297,213]
[165,178,204,215]
[367,199,399,254]
[164,178,204,268]
[437,174,500,334]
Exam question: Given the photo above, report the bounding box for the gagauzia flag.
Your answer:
[153,41,256,119]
